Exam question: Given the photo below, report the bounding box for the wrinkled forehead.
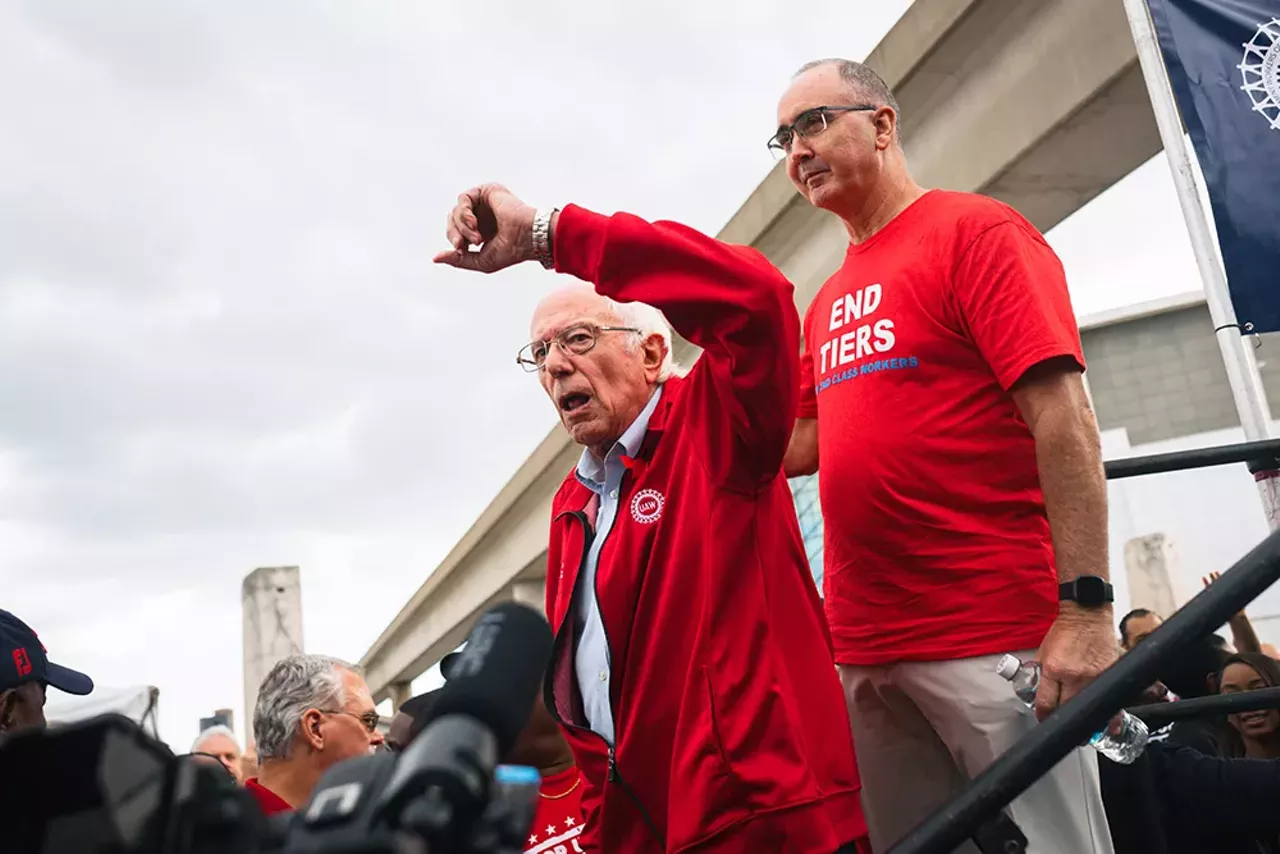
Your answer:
[529,287,617,341]
[777,64,851,125]
[340,669,375,708]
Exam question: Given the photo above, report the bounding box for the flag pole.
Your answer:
[1121,0,1280,529]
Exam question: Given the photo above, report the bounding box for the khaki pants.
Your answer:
[839,651,1113,854]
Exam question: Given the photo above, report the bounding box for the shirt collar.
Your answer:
[244,778,293,815]
[576,384,663,487]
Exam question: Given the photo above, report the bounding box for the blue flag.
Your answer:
[1145,0,1280,332]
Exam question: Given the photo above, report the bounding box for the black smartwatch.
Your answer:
[1059,576,1114,608]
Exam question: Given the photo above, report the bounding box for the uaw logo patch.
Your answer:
[630,488,665,524]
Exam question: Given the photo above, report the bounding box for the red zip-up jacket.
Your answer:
[542,204,867,854]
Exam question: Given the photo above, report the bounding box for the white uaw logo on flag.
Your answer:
[1239,17,1280,130]
[630,488,664,524]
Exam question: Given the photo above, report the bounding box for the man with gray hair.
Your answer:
[776,58,1114,852]
[245,654,383,815]
[190,724,243,783]
[435,188,868,853]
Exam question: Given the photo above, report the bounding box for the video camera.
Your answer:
[0,602,553,854]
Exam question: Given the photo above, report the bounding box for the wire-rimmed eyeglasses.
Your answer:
[768,104,878,160]
[319,708,381,734]
[516,324,642,372]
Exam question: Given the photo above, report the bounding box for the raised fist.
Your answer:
[432,184,538,274]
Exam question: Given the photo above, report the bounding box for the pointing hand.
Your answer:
[433,184,538,274]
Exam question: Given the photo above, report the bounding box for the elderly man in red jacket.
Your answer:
[435,185,868,854]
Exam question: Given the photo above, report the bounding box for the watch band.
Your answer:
[532,207,558,270]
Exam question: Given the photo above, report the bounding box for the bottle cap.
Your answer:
[994,653,1022,681]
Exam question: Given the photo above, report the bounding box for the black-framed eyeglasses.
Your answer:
[768,104,878,160]
[319,708,381,734]
[516,324,643,372]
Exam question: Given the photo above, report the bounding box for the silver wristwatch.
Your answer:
[532,207,558,269]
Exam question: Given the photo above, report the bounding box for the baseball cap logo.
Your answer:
[12,647,32,677]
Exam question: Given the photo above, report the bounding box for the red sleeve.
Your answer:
[951,221,1085,390]
[797,303,818,419]
[553,204,800,482]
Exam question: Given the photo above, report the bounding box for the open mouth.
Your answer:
[559,392,592,413]
[801,169,829,186]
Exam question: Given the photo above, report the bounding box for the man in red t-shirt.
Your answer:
[516,721,586,854]
[438,653,587,853]
[774,59,1116,852]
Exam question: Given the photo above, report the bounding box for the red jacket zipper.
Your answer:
[544,508,666,848]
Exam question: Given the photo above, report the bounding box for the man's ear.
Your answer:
[874,105,897,150]
[300,709,326,751]
[642,334,666,376]
[0,690,16,732]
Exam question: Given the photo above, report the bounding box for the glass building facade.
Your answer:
[788,473,825,594]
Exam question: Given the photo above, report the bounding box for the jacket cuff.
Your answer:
[552,204,610,285]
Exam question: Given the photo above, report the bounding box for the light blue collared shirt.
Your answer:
[572,384,663,746]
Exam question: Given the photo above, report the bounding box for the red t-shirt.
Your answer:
[524,766,587,854]
[244,777,293,816]
[799,190,1084,666]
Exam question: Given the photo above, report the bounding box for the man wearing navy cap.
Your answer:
[1,609,94,737]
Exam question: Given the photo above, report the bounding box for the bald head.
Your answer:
[531,283,612,332]
[526,285,677,458]
[777,59,909,223]
[792,59,901,137]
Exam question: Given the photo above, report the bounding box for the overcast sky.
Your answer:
[0,1,1218,749]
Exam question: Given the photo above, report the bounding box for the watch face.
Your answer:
[1074,576,1110,604]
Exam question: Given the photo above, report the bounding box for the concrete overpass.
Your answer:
[360,0,1162,704]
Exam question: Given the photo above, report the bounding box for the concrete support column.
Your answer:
[511,578,546,616]
[242,566,304,749]
[1123,533,1191,617]
[388,680,412,712]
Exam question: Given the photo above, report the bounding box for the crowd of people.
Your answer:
[1103,596,1280,853]
[4,56,1280,854]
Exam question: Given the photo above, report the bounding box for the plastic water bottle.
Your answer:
[995,654,1149,765]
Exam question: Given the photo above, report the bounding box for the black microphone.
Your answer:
[373,601,552,841]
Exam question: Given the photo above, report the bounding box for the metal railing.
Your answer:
[888,438,1280,854]
[1127,685,1280,725]
[1104,437,1280,480]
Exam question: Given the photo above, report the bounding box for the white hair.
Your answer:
[253,654,358,761]
[191,724,239,754]
[535,283,686,380]
[605,296,686,381]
